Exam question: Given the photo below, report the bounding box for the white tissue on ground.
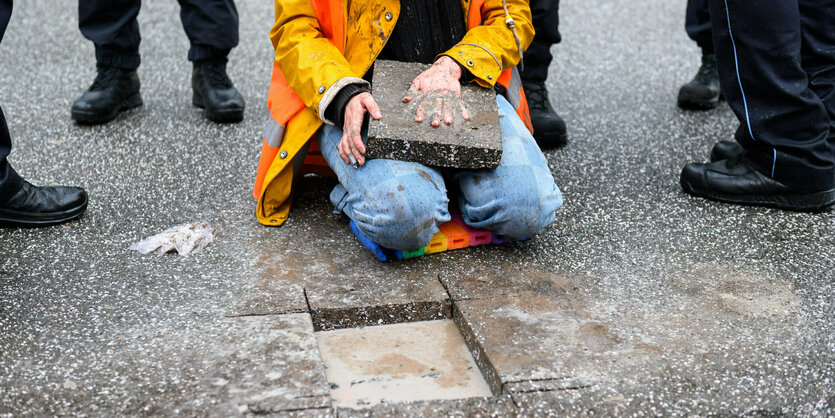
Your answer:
[129,222,215,256]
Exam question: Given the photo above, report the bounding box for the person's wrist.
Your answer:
[436,56,462,80]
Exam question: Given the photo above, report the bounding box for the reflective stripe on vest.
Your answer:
[503,67,522,108]
[263,116,284,148]
[253,116,285,199]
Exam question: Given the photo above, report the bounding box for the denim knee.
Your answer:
[349,168,450,250]
[493,179,560,239]
[458,163,562,240]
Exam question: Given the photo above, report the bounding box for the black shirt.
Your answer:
[325,0,468,126]
[378,0,467,64]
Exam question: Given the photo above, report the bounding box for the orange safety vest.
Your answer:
[253,0,532,225]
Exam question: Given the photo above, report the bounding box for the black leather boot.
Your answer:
[522,79,568,149]
[678,54,722,110]
[192,59,245,123]
[0,181,87,227]
[680,158,835,211]
[71,65,142,125]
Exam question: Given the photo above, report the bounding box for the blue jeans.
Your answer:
[319,95,563,250]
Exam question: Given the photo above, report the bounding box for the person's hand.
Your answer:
[339,92,381,166]
[403,56,470,127]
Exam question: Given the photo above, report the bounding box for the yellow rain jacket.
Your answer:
[254,0,534,226]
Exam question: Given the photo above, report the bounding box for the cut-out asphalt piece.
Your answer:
[366,60,503,169]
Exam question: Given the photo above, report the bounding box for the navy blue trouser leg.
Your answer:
[799,0,835,158]
[0,105,24,199]
[79,0,142,69]
[178,0,239,62]
[0,0,9,40]
[79,0,239,69]
[520,0,560,82]
[0,0,23,199]
[708,0,835,190]
[685,0,713,54]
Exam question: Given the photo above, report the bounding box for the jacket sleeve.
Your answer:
[442,0,534,87]
[271,0,370,123]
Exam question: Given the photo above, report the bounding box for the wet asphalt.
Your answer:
[1,0,833,416]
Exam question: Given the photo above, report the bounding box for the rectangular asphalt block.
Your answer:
[336,395,517,417]
[366,60,503,169]
[299,249,450,331]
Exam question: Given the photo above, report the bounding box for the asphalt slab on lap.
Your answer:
[1,0,833,416]
[366,60,503,169]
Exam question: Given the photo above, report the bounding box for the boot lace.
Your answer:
[523,81,550,111]
[199,61,233,89]
[90,66,121,91]
[695,55,718,85]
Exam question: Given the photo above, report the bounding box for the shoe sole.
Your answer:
[680,178,835,212]
[534,130,569,149]
[72,93,143,125]
[677,91,724,111]
[193,93,244,124]
[0,196,88,228]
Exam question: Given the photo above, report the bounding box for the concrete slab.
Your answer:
[511,378,835,416]
[439,263,570,301]
[282,248,450,331]
[451,261,834,414]
[337,394,517,417]
[366,60,502,169]
[0,313,332,415]
[315,320,492,409]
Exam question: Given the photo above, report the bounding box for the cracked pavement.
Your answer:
[1,0,833,416]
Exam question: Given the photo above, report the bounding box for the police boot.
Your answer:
[522,79,568,149]
[677,53,721,110]
[0,181,87,227]
[192,58,245,123]
[680,158,835,211]
[71,65,142,125]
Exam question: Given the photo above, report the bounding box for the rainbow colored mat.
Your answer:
[349,207,523,262]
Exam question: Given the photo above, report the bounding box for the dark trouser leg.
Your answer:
[177,0,239,61]
[799,0,835,154]
[519,0,566,148]
[0,106,24,199]
[0,1,22,198]
[708,0,835,190]
[78,0,141,69]
[520,0,560,82]
[679,0,720,110]
[685,0,713,54]
[0,0,10,43]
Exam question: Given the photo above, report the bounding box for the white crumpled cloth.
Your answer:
[129,222,215,256]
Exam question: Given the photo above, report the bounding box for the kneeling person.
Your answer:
[255,0,563,250]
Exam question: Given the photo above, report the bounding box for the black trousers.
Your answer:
[709,0,835,190]
[0,0,23,198]
[79,0,239,70]
[0,106,22,198]
[520,0,560,82]
[685,0,712,54]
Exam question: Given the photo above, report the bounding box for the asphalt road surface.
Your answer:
[1,0,833,415]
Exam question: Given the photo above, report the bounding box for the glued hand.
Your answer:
[402,56,470,127]
[339,92,381,166]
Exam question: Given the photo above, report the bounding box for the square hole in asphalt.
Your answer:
[315,319,492,409]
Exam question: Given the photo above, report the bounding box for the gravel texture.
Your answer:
[0,0,832,416]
